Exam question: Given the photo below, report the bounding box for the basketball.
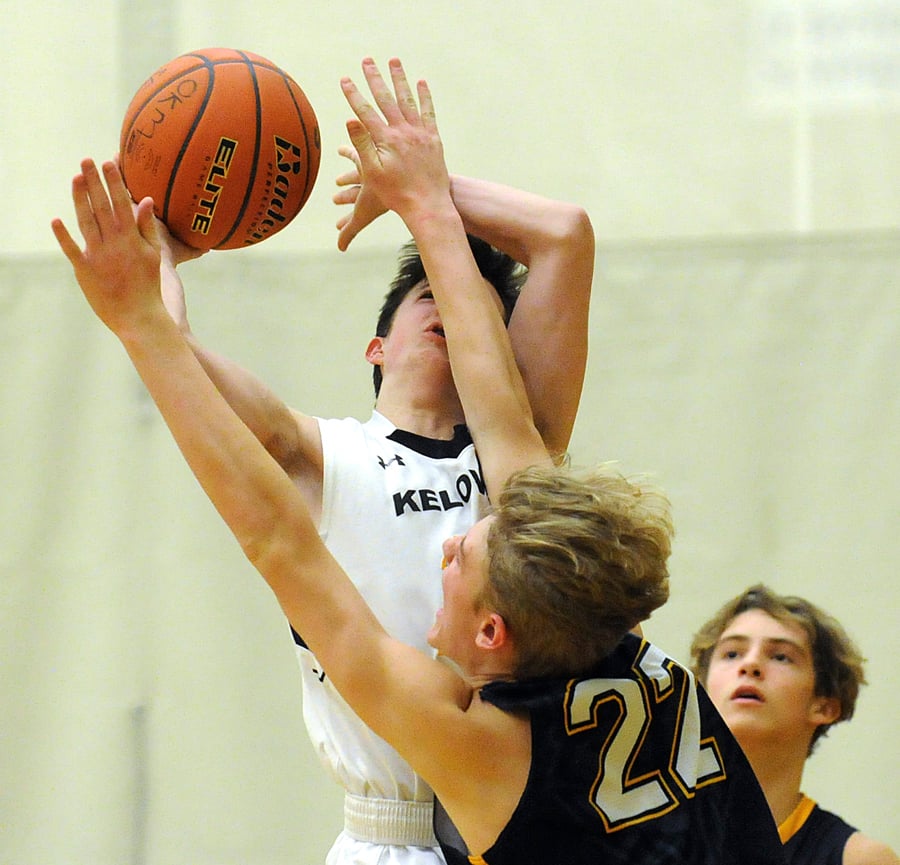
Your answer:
[120,48,320,251]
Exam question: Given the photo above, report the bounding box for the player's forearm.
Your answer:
[408,208,546,492]
[406,207,521,391]
[449,174,594,451]
[116,310,296,547]
[449,174,593,265]
[158,253,304,470]
[118,307,378,686]
[185,338,305,468]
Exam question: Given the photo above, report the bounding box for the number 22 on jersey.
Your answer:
[565,642,727,831]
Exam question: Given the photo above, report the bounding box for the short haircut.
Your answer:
[371,235,525,396]
[483,463,673,680]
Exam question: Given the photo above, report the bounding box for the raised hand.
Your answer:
[339,58,453,231]
[51,159,163,334]
[332,143,388,251]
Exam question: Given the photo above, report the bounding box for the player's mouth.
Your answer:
[731,686,764,702]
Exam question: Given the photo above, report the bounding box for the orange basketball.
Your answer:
[120,48,320,251]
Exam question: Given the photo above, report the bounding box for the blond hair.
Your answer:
[484,464,673,679]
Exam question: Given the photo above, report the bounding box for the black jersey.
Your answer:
[782,797,857,865]
[435,633,786,865]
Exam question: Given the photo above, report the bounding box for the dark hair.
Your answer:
[372,235,526,396]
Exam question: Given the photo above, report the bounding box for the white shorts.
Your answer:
[325,833,445,865]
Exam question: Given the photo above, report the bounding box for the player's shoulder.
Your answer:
[843,832,900,865]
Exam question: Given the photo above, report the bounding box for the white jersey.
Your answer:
[293,412,488,864]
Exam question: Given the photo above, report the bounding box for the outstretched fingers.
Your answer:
[416,78,438,131]
[334,57,447,246]
[134,196,161,250]
[341,69,388,139]
[345,116,380,167]
[334,144,362,187]
[79,159,116,236]
[359,56,409,124]
[340,58,438,161]
[388,58,422,124]
[91,159,159,251]
[52,160,115,265]
[50,215,83,267]
[52,157,162,274]
[102,159,139,225]
[65,158,141,251]
[66,165,101,252]
[331,140,388,250]
[333,145,362,204]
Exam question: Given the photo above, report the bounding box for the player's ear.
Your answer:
[365,337,384,366]
[810,696,841,726]
[476,613,508,651]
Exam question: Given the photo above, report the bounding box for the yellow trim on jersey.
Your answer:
[778,793,817,844]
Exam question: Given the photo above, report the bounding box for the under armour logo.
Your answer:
[377,454,406,469]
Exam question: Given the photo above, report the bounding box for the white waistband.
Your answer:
[343,794,438,847]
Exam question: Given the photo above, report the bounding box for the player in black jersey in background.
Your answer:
[692,585,898,865]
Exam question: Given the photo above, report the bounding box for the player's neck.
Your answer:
[375,381,465,440]
[737,737,808,826]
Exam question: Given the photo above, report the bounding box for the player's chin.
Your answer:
[426,616,442,650]
[718,706,768,736]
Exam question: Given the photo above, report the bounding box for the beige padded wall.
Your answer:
[3,238,897,863]
[3,0,899,862]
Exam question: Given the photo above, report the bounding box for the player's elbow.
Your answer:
[567,207,595,267]
[550,204,594,250]
[529,204,595,268]
[238,508,310,595]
